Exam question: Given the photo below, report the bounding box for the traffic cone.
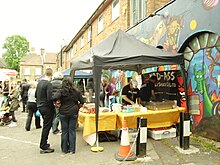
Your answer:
[115,120,137,161]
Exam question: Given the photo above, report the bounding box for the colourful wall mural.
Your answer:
[184,33,220,141]
[127,0,220,141]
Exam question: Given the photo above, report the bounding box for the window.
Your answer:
[24,68,30,75]
[80,35,84,48]
[71,48,74,58]
[98,14,104,34]
[35,68,41,75]
[112,0,120,21]
[67,50,71,60]
[130,0,147,26]
[73,43,77,54]
[88,26,92,42]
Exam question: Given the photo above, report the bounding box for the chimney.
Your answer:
[40,48,45,56]
[30,47,35,53]
[40,48,46,63]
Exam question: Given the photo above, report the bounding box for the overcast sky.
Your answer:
[0,0,103,55]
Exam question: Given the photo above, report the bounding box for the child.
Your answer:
[110,90,119,111]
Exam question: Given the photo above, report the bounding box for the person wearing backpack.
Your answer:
[52,77,84,154]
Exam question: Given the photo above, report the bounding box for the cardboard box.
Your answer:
[148,128,176,140]
[146,100,174,110]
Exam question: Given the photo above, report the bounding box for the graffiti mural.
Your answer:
[163,16,184,53]
[140,15,184,54]
[140,19,167,46]
[184,33,220,141]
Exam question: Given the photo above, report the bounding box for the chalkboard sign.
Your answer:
[142,71,180,101]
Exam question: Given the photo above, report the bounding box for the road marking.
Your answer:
[0,135,38,146]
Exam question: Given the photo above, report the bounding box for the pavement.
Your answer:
[0,105,220,165]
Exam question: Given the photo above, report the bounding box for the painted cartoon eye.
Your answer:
[200,75,203,78]
[180,92,185,95]
[196,75,199,78]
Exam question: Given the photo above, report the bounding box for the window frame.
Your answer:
[88,26,92,42]
[130,0,147,26]
[112,0,120,21]
[80,34,84,48]
[24,68,30,76]
[35,68,41,76]
[98,14,104,34]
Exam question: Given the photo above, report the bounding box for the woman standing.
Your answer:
[8,82,20,125]
[53,77,84,154]
[25,81,41,131]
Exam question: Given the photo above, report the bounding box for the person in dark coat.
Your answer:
[77,79,85,95]
[53,77,84,154]
[20,79,30,112]
[140,75,157,106]
[35,68,55,154]
[51,72,63,134]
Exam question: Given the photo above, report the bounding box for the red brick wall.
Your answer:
[147,0,171,16]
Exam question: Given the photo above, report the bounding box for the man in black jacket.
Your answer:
[51,72,63,135]
[35,68,55,154]
[140,75,157,106]
[20,79,30,112]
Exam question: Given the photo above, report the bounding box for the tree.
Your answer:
[2,35,29,71]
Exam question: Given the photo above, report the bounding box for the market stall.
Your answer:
[78,106,185,145]
[70,30,185,147]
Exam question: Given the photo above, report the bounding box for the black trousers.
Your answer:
[39,105,54,150]
[25,102,41,130]
[9,111,16,122]
[22,96,28,112]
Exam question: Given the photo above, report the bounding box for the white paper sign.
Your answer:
[140,127,147,143]
[183,120,190,137]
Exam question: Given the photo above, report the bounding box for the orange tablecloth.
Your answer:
[116,107,185,129]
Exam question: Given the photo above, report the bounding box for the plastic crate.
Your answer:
[148,128,176,140]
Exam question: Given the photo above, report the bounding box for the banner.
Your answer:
[142,70,180,101]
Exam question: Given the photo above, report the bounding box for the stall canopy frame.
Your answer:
[61,68,93,78]
[70,29,185,147]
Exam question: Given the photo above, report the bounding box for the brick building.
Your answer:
[20,47,56,81]
[60,0,170,71]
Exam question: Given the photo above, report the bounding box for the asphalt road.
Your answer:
[0,106,220,165]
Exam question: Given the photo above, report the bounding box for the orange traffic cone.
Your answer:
[115,120,137,161]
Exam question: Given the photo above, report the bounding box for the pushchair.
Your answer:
[0,97,12,126]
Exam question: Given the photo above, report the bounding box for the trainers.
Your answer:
[40,147,54,154]
[56,131,62,136]
[53,130,62,135]
[8,122,17,127]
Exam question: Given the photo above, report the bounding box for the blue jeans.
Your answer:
[60,114,78,153]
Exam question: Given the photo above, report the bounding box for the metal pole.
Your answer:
[180,112,190,150]
[136,117,147,157]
